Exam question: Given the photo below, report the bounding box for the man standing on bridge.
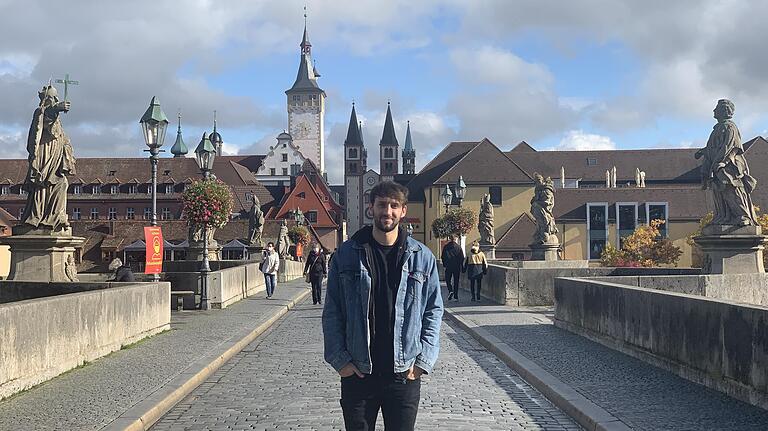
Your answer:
[323,181,444,430]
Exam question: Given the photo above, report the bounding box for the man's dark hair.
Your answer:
[267,241,274,247]
[369,181,409,205]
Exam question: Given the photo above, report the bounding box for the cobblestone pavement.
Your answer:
[0,279,309,431]
[152,301,581,431]
[448,302,768,431]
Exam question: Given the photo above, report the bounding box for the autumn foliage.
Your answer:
[600,219,682,267]
[288,225,311,245]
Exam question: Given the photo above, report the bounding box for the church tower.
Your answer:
[402,120,416,174]
[286,13,326,173]
[379,102,399,181]
[344,103,365,233]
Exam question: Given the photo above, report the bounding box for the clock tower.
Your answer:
[286,16,326,173]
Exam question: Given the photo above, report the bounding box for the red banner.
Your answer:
[144,226,164,274]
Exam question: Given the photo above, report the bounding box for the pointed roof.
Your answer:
[380,103,398,148]
[344,104,363,147]
[403,120,414,153]
[209,111,223,152]
[170,113,188,157]
[510,141,536,152]
[286,16,323,94]
[435,138,532,184]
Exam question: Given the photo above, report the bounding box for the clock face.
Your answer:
[291,112,316,139]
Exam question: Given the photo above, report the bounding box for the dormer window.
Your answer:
[165,184,173,194]
[108,170,116,177]
[1,186,8,195]
[92,185,100,195]
[163,170,171,176]
[73,185,81,195]
[110,185,118,194]
[128,184,137,194]
[587,158,597,166]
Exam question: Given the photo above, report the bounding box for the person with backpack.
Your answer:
[304,243,327,305]
[260,242,280,299]
[463,240,488,301]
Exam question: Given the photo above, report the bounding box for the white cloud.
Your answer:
[549,130,616,151]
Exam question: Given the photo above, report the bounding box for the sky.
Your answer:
[1,0,767,185]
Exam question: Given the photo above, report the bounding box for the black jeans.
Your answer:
[340,374,421,431]
[310,274,323,304]
[470,276,483,299]
[445,268,461,299]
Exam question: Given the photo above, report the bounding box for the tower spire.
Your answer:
[170,110,188,158]
[344,103,363,147]
[209,110,223,156]
[301,5,311,55]
[402,120,416,174]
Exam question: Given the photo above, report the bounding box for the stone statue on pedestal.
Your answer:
[695,99,758,226]
[2,83,85,281]
[693,99,765,274]
[478,194,495,245]
[21,83,76,233]
[247,195,264,246]
[277,220,291,259]
[531,173,559,245]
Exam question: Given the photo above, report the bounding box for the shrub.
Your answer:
[601,219,682,267]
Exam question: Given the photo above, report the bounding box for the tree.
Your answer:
[431,207,476,239]
[181,179,234,229]
[600,219,682,267]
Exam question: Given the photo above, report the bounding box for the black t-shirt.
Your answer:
[369,236,403,375]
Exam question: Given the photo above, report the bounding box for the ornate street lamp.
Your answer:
[194,132,216,310]
[296,208,305,225]
[440,184,453,212]
[139,97,168,282]
[455,176,467,207]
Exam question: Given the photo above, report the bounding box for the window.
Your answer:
[350,163,357,174]
[282,143,287,148]
[111,185,118,195]
[1,186,7,195]
[165,184,173,194]
[92,185,100,195]
[90,208,99,220]
[108,170,116,177]
[128,184,137,194]
[305,210,318,223]
[292,95,301,102]
[587,158,597,166]
[161,207,171,220]
[72,208,81,220]
[108,207,117,220]
[348,148,358,159]
[269,168,276,176]
[646,202,669,238]
[616,203,637,249]
[290,163,301,176]
[147,185,152,195]
[126,207,135,220]
[281,153,288,162]
[144,207,151,220]
[19,186,26,195]
[489,186,502,206]
[587,203,609,260]
[298,192,306,199]
[282,168,288,176]
[73,185,81,194]
[384,148,393,158]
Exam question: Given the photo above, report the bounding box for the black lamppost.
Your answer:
[139,97,168,282]
[195,132,216,310]
[455,176,467,207]
[440,184,453,212]
[406,223,414,237]
[296,208,305,225]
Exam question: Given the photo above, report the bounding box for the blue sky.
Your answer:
[1,1,767,184]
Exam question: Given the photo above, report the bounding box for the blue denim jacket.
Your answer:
[322,230,444,375]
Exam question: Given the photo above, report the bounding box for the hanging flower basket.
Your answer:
[288,225,311,245]
[181,179,234,229]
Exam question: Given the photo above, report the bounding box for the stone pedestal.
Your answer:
[2,229,85,282]
[185,240,221,262]
[247,245,264,260]
[530,242,560,261]
[479,243,496,260]
[693,225,766,274]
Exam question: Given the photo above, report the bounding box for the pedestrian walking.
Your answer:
[108,258,135,282]
[260,242,280,299]
[323,181,444,431]
[304,243,327,305]
[441,236,464,301]
[463,240,488,301]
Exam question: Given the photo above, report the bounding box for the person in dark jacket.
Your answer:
[108,258,135,282]
[304,243,327,305]
[441,236,464,301]
[463,241,488,301]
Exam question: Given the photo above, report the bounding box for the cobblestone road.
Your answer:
[449,303,768,431]
[152,300,581,430]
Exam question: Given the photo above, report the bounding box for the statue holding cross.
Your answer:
[54,73,78,101]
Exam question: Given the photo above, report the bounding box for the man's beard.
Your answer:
[374,216,399,233]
